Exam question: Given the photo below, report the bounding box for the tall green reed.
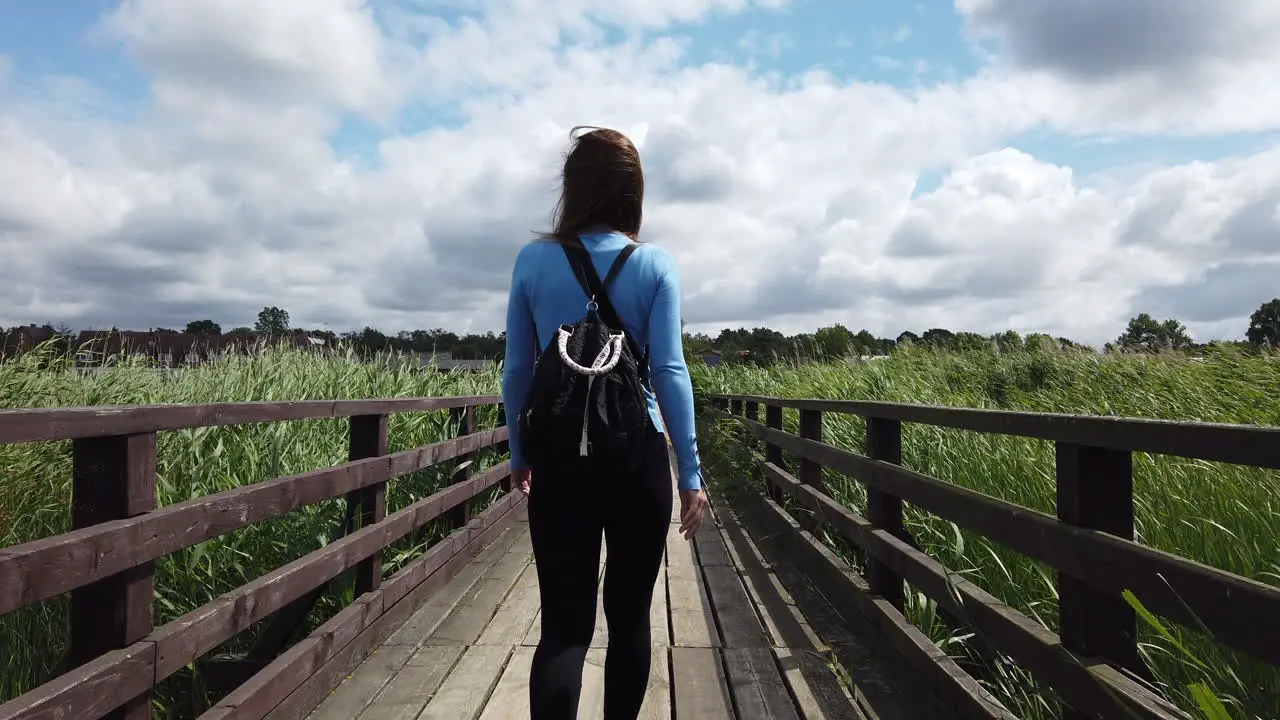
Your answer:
[692,345,1280,719]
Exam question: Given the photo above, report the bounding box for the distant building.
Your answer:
[415,351,494,373]
[71,329,329,367]
[0,325,55,358]
[695,348,722,367]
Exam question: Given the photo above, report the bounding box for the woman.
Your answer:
[501,126,708,719]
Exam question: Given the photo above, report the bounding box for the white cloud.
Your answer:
[956,0,1280,135]
[0,0,1278,347]
[99,0,400,118]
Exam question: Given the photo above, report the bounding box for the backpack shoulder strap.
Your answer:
[559,239,650,384]
[603,243,639,289]
[559,239,636,325]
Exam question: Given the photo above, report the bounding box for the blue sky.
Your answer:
[6,1,973,154]
[2,0,1263,178]
[1,0,1278,344]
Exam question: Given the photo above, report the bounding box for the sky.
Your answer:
[1,0,1279,347]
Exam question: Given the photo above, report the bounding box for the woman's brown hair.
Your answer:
[543,126,644,244]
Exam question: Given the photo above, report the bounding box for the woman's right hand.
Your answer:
[678,488,708,539]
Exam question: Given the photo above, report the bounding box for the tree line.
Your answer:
[5,299,1280,366]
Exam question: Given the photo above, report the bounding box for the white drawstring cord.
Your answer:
[555,328,625,455]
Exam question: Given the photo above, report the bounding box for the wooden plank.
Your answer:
[0,432,507,618]
[147,462,514,680]
[730,412,1280,667]
[694,529,732,567]
[717,500,865,718]
[360,646,464,720]
[202,525,512,720]
[666,565,717,648]
[773,648,864,720]
[305,645,412,720]
[670,647,733,718]
[417,645,511,719]
[0,395,502,444]
[651,563,670,647]
[762,462,1187,720]
[724,647,800,720]
[577,648,607,719]
[738,482,1014,720]
[477,646,534,720]
[384,524,525,647]
[521,608,542,647]
[716,504,824,651]
[702,565,769,648]
[665,524,696,568]
[0,644,155,720]
[256,495,525,720]
[725,484,938,720]
[638,647,672,720]
[426,536,533,646]
[590,563,608,648]
[476,561,541,646]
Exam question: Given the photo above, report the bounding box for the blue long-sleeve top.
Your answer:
[502,230,705,491]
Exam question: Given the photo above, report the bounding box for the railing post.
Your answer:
[496,402,511,493]
[744,400,759,452]
[348,414,388,596]
[449,406,475,529]
[713,396,729,412]
[866,417,906,610]
[1056,441,1145,712]
[70,432,157,720]
[730,398,745,447]
[798,408,824,532]
[764,404,784,503]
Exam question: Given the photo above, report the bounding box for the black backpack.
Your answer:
[517,238,654,474]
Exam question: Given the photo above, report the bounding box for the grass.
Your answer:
[0,344,504,719]
[690,344,1280,720]
[4,340,1277,719]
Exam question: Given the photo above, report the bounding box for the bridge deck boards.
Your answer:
[306,479,866,719]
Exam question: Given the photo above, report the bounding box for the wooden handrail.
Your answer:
[707,394,1280,720]
[0,427,507,614]
[0,395,516,720]
[0,395,501,445]
[705,393,1280,469]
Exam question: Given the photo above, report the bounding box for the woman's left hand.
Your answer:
[513,468,532,495]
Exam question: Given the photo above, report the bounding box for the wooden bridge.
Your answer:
[0,392,1277,719]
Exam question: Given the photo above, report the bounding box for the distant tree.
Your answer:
[1025,333,1060,352]
[254,306,291,335]
[814,324,855,358]
[1246,298,1280,348]
[186,319,222,336]
[357,326,389,355]
[921,328,954,348]
[1115,313,1191,352]
[993,330,1023,352]
[951,331,989,352]
[896,330,919,346]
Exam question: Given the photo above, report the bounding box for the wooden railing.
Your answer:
[0,396,522,720]
[706,393,1280,720]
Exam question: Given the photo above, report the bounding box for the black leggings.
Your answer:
[527,430,673,719]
